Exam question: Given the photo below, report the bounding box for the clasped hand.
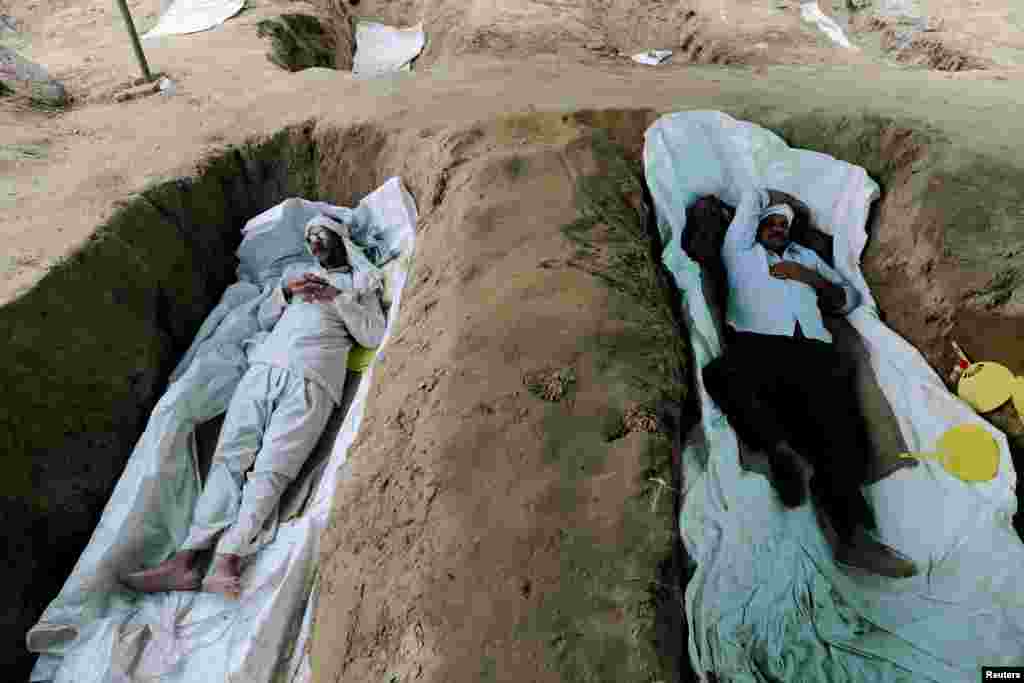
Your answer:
[286,274,342,303]
[769,261,817,286]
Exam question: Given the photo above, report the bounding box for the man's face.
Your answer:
[758,215,791,253]
[307,226,347,268]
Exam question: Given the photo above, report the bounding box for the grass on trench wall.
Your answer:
[511,130,689,682]
[0,122,319,681]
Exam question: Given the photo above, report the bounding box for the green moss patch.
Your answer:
[563,131,688,407]
[517,427,680,682]
[0,142,48,161]
[257,14,337,72]
[520,130,688,681]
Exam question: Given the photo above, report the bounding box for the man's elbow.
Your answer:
[357,318,387,349]
[832,288,859,315]
[365,328,386,349]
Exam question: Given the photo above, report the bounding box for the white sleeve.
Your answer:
[721,189,770,268]
[333,285,387,349]
[810,253,860,315]
[257,279,289,331]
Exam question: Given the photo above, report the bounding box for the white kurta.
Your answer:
[180,249,387,556]
[180,365,333,556]
[722,189,860,344]
[249,262,387,404]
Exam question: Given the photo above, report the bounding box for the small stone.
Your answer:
[113,80,160,103]
[29,80,68,107]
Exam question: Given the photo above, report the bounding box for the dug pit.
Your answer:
[8,107,1024,681]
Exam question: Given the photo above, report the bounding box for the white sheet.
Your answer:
[632,49,673,65]
[27,177,418,683]
[800,1,857,50]
[352,20,426,78]
[142,0,245,41]
[643,111,1024,682]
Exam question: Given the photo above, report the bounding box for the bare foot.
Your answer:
[201,554,242,599]
[121,550,201,593]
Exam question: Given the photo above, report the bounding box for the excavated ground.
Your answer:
[5,0,1024,679]
[7,98,1024,681]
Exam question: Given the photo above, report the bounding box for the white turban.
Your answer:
[303,213,383,292]
[304,213,350,244]
[758,203,795,228]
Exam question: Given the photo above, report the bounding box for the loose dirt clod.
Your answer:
[606,405,662,441]
[623,405,660,434]
[524,367,577,402]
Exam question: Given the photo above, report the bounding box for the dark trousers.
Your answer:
[702,328,875,540]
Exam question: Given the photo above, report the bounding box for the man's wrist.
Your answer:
[805,271,828,291]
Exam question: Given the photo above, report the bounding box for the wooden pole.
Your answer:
[114,0,154,82]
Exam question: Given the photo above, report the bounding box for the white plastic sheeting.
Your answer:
[643,111,1024,682]
[631,49,673,65]
[142,0,245,41]
[800,1,857,50]
[352,20,426,78]
[28,177,418,683]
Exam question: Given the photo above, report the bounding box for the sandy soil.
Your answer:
[311,124,689,682]
[1,0,1020,306]
[5,0,1024,679]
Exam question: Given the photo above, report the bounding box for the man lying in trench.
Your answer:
[121,214,386,598]
[701,189,920,578]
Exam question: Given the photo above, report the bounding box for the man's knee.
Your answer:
[824,356,860,404]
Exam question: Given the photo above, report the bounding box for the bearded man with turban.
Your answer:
[701,189,919,578]
[121,213,387,598]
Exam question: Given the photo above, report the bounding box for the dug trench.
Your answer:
[6,107,1024,681]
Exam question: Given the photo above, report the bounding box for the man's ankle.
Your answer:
[214,553,241,571]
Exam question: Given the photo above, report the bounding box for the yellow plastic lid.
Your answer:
[347,345,377,372]
[902,423,1000,483]
[957,361,1014,413]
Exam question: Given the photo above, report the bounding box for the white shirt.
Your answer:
[247,262,387,404]
[721,190,859,344]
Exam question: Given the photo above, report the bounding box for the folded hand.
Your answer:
[769,261,815,285]
[287,274,341,302]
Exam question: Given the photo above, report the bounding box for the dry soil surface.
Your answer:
[1,0,1021,304]
[5,0,1024,680]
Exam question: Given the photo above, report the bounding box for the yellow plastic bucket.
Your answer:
[347,345,377,372]
[900,423,1000,483]
[957,361,1015,413]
